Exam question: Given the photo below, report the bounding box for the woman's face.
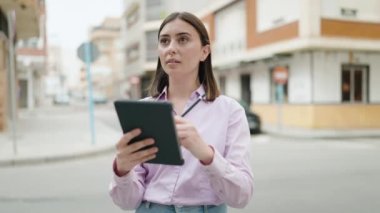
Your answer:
[158,18,209,79]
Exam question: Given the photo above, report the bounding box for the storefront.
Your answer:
[250,51,380,129]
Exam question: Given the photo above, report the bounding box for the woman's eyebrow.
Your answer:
[176,32,191,37]
[159,34,170,38]
[159,32,191,38]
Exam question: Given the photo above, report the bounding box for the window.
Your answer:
[270,66,288,103]
[219,76,226,94]
[127,3,139,28]
[0,10,8,38]
[241,74,251,105]
[146,0,164,21]
[341,8,357,18]
[126,42,139,64]
[140,72,154,98]
[146,0,162,7]
[145,30,158,62]
[214,0,246,58]
[341,64,369,103]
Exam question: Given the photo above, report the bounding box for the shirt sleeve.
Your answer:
[109,162,147,210]
[201,103,254,208]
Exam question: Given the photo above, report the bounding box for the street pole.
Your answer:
[77,41,99,145]
[84,43,96,145]
[276,84,284,131]
[7,10,17,155]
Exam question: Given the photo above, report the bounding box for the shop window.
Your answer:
[341,64,369,103]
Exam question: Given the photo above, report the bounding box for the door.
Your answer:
[240,74,251,105]
[341,64,369,103]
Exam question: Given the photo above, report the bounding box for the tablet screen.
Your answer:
[114,100,184,166]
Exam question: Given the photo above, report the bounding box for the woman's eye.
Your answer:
[159,38,169,45]
[178,37,188,44]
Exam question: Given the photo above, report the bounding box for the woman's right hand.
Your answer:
[115,128,158,176]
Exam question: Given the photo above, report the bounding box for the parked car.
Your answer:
[92,93,108,104]
[238,100,261,134]
[53,94,70,105]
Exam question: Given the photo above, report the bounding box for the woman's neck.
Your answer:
[168,78,200,101]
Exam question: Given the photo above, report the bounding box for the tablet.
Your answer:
[114,100,184,166]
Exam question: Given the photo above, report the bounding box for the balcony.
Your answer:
[0,0,40,39]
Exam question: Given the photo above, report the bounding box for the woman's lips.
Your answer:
[166,59,180,64]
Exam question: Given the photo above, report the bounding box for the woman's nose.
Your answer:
[166,41,177,55]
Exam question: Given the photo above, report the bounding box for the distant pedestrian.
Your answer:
[109,12,254,213]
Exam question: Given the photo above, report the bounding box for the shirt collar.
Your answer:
[156,85,206,101]
[192,85,206,100]
[156,86,168,101]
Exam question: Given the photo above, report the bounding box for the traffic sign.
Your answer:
[273,66,288,85]
[77,41,99,145]
[77,42,99,63]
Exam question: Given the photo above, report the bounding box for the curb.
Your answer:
[0,145,115,167]
[262,128,380,139]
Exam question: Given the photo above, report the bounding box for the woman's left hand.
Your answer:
[174,115,214,164]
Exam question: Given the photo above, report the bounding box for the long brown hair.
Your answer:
[148,12,220,101]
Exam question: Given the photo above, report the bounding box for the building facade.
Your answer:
[0,0,41,131]
[44,45,66,99]
[16,0,46,109]
[201,0,380,129]
[121,0,219,99]
[89,17,123,100]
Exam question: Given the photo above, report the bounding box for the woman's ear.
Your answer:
[200,44,210,62]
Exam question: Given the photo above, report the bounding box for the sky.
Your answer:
[47,0,123,48]
[46,0,123,87]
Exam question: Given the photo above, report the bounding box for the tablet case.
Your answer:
[114,100,184,165]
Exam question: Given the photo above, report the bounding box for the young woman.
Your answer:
[110,12,254,213]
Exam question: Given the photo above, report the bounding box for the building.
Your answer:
[121,0,219,99]
[200,0,380,129]
[88,17,123,100]
[0,0,41,131]
[44,45,65,98]
[16,0,47,109]
[119,0,380,130]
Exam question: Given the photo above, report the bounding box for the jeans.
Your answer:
[136,201,227,213]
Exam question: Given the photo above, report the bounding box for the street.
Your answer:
[2,0,380,212]
[241,135,380,213]
[0,105,379,213]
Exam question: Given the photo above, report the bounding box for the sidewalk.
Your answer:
[1,105,379,167]
[0,105,121,167]
[263,124,380,139]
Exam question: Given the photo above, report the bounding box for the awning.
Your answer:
[0,0,40,39]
